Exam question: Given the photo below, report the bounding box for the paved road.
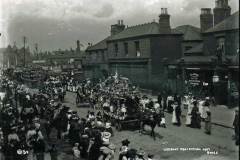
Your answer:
[25,89,238,160]
[56,91,238,160]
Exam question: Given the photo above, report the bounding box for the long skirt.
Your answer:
[185,114,192,126]
[205,121,211,134]
[172,110,177,124]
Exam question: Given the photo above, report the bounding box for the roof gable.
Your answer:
[173,25,202,41]
[86,36,111,51]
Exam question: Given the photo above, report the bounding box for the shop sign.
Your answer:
[189,73,201,86]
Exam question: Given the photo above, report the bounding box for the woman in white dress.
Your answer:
[185,101,193,126]
[171,101,178,125]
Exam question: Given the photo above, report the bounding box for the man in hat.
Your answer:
[147,154,154,160]
[233,108,239,145]
[136,148,145,160]
[105,122,113,136]
[119,139,130,160]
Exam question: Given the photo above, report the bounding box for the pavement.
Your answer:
[205,105,236,129]
[179,104,236,129]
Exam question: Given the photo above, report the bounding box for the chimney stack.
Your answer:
[159,8,171,33]
[200,8,213,32]
[76,40,80,53]
[213,0,231,26]
[111,20,125,36]
[121,20,123,25]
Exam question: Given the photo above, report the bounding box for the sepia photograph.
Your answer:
[0,0,239,159]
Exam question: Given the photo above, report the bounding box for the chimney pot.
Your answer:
[161,8,168,15]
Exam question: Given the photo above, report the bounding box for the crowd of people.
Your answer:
[166,94,212,134]
[0,72,160,160]
[0,69,238,160]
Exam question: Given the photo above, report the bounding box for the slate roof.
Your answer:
[185,43,203,54]
[108,22,182,41]
[205,11,239,33]
[173,25,202,41]
[86,36,111,51]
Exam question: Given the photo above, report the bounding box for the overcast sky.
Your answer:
[0,0,239,51]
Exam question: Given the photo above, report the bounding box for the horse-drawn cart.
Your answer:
[103,110,141,131]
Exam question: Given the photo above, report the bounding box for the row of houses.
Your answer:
[83,0,239,105]
[2,39,84,72]
[1,44,32,67]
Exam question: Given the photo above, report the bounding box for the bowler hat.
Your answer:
[121,139,130,145]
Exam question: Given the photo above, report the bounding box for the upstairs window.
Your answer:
[124,42,128,56]
[135,41,140,57]
[114,43,118,56]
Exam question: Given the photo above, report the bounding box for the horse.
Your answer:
[44,106,69,140]
[139,111,161,140]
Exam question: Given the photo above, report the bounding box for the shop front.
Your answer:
[184,67,214,98]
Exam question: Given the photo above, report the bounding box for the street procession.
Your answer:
[0,0,239,160]
[0,66,238,160]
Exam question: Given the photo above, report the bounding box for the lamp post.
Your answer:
[23,36,27,67]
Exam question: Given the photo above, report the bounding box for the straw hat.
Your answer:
[96,121,104,127]
[102,131,111,139]
[82,134,89,138]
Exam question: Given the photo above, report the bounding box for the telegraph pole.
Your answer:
[35,43,38,59]
[23,36,26,67]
